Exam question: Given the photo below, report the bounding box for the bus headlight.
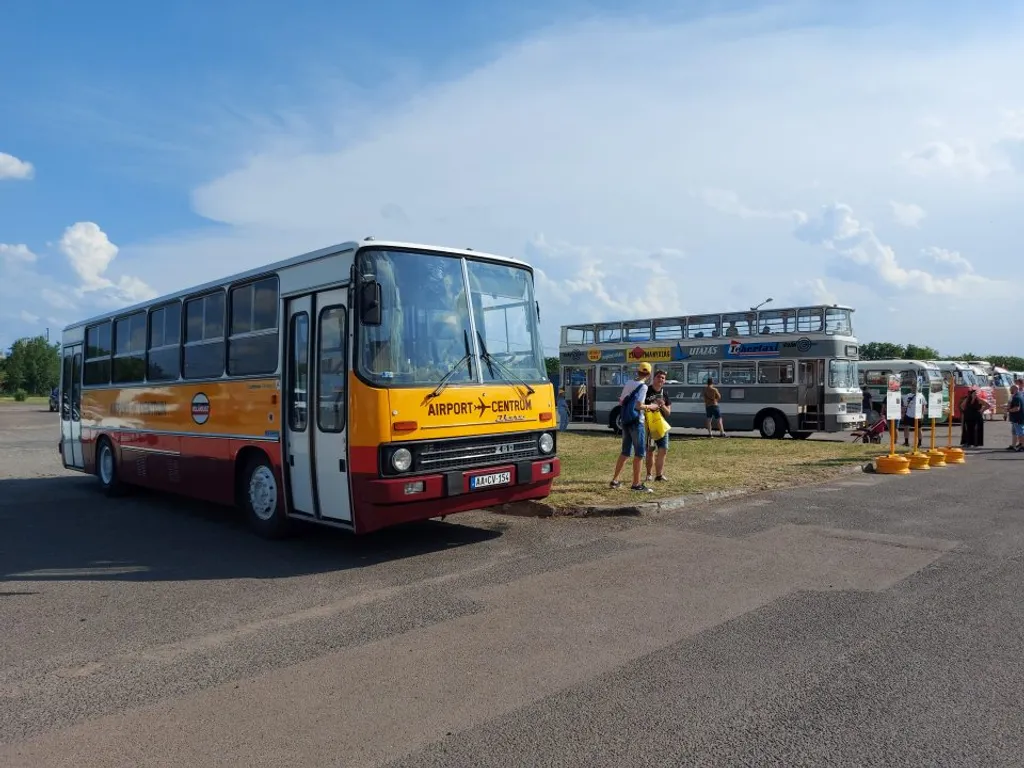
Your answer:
[538,432,554,454]
[391,448,413,472]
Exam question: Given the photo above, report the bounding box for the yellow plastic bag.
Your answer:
[645,410,670,441]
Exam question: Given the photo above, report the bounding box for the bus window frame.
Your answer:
[183,289,227,380]
[564,325,595,346]
[722,313,755,338]
[598,365,624,386]
[227,275,280,377]
[758,361,796,385]
[112,310,147,384]
[653,319,683,341]
[687,361,720,385]
[147,300,182,382]
[721,361,756,385]
[622,320,651,342]
[685,315,719,339]
[83,321,112,387]
[316,304,348,434]
[596,323,622,344]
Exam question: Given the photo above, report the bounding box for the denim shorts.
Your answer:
[705,405,721,419]
[620,423,646,458]
[649,435,669,451]
[1013,422,1024,437]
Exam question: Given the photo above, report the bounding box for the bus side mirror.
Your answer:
[360,281,382,326]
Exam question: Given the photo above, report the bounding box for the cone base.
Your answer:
[908,452,931,470]
[876,454,912,475]
[938,446,966,464]
[926,449,947,467]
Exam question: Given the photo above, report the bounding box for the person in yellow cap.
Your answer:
[609,361,658,493]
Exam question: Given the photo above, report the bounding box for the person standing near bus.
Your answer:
[902,382,921,449]
[1007,384,1024,452]
[610,362,657,493]
[703,377,725,437]
[557,387,570,431]
[644,369,672,482]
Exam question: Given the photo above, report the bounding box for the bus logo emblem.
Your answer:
[191,393,211,425]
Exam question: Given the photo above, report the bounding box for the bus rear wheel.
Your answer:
[239,453,290,539]
[758,411,788,439]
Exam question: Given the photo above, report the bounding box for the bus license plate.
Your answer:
[470,471,512,490]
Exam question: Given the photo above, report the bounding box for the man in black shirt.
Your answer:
[645,369,672,482]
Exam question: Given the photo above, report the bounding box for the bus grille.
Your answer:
[416,434,541,472]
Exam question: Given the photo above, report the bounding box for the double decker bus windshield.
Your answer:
[357,248,546,387]
[828,359,858,388]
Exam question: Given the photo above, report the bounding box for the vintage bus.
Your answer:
[929,360,993,421]
[969,360,1013,418]
[559,304,865,439]
[856,359,948,420]
[58,239,560,538]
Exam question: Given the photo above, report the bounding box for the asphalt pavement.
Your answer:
[2,403,1023,767]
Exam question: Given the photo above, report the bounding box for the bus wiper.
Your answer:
[425,330,474,401]
[477,331,535,396]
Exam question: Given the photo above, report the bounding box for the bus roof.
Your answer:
[63,238,528,332]
[559,304,855,330]
[856,359,939,368]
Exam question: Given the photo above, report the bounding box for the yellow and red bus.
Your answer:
[58,239,560,537]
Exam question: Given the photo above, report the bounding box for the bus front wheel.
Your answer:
[757,411,788,439]
[239,452,290,539]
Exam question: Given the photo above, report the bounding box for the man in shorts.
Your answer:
[703,377,725,437]
[644,369,672,482]
[610,362,658,493]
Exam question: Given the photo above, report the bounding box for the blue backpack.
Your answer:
[620,384,644,427]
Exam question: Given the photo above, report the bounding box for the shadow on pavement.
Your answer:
[0,475,502,584]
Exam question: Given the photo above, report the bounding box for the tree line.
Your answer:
[0,336,61,398]
[859,342,1024,372]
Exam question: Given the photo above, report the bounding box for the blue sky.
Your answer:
[3,0,1024,356]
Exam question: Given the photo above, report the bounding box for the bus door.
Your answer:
[283,290,352,523]
[60,344,84,469]
[564,366,592,421]
[798,359,824,429]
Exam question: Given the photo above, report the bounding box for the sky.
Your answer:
[3,0,1024,358]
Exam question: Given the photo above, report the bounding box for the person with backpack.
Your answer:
[609,362,658,493]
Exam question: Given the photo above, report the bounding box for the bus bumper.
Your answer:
[352,457,561,534]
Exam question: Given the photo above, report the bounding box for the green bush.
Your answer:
[13,389,28,402]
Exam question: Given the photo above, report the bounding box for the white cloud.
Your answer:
[0,152,34,180]
[59,222,156,304]
[794,202,989,295]
[19,309,40,324]
[699,188,805,223]
[0,243,37,264]
[921,246,974,274]
[889,201,927,227]
[901,140,991,179]
[41,287,77,310]
[528,234,687,328]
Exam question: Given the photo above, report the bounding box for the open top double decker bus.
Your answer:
[58,239,559,538]
[559,304,864,439]
[856,359,948,420]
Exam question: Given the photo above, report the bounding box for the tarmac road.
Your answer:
[1,403,1022,767]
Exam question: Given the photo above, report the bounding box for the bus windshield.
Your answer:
[993,372,1013,387]
[357,248,546,387]
[828,359,858,389]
